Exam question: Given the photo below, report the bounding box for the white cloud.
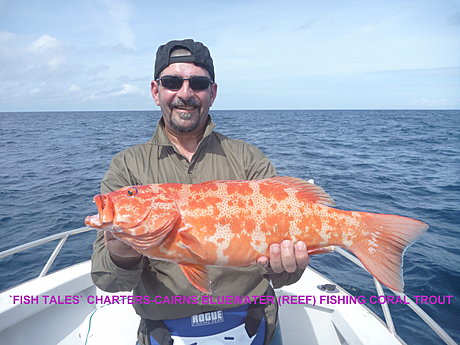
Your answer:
[29,34,66,70]
[111,83,144,96]
[29,34,61,53]
[68,84,81,93]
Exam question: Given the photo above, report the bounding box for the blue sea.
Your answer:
[0,110,459,344]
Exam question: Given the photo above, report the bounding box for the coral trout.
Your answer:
[85,177,428,293]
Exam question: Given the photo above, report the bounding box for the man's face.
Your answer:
[151,62,217,134]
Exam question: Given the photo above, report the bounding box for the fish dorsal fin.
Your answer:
[264,177,335,206]
[179,264,211,293]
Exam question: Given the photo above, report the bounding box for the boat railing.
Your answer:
[0,229,457,345]
[331,246,457,345]
[0,227,94,278]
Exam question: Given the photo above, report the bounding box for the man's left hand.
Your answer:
[257,240,309,273]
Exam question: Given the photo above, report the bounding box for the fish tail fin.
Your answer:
[348,212,428,292]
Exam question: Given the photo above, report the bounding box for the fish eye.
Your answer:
[126,187,138,196]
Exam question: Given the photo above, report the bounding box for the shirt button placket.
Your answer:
[186,163,194,183]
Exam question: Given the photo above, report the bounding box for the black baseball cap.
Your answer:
[154,39,215,82]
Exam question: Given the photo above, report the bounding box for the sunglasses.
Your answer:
[157,75,213,91]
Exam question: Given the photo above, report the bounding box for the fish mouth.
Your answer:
[85,214,105,228]
[85,194,151,233]
[95,194,114,223]
[85,194,114,229]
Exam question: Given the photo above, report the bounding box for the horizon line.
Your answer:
[1,108,459,114]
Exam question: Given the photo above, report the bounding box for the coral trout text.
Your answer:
[9,294,453,306]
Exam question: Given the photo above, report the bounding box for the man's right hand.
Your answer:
[104,232,142,269]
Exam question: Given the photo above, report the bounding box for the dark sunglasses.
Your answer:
[157,75,213,91]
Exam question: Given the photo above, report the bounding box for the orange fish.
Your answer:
[85,177,428,293]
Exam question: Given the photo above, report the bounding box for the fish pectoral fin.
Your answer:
[179,264,211,294]
[144,209,181,247]
[178,231,207,261]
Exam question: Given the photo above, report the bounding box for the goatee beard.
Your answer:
[165,113,200,133]
[167,98,201,132]
[178,113,192,120]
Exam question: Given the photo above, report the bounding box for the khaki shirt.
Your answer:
[91,117,304,340]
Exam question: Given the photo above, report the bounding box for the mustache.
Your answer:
[171,98,200,107]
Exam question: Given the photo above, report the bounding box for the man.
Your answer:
[91,39,309,345]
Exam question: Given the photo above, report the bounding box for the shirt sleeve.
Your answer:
[243,144,277,180]
[243,143,306,288]
[100,151,139,194]
[90,153,144,292]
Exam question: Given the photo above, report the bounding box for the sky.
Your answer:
[0,0,459,111]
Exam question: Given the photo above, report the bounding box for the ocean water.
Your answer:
[0,110,459,344]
